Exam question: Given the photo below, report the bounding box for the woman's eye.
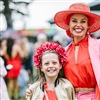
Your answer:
[72,20,77,22]
[81,20,86,23]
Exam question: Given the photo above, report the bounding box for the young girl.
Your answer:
[26,42,76,100]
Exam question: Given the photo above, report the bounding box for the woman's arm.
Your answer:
[12,44,24,59]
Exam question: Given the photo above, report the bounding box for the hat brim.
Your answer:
[54,10,100,34]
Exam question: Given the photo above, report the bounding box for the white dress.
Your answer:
[0,57,10,100]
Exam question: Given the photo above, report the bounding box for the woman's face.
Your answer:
[69,14,89,39]
[41,53,62,79]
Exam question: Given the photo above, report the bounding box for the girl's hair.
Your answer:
[35,50,65,82]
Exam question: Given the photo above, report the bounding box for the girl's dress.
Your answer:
[43,90,58,100]
[0,57,10,100]
[64,36,100,100]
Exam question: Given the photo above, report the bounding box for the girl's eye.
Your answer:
[53,62,57,64]
[44,62,49,65]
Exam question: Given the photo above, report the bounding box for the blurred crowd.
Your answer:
[0,31,99,100]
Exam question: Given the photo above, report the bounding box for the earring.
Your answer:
[87,32,89,35]
[87,27,90,35]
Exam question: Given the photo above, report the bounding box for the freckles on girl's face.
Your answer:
[68,13,89,38]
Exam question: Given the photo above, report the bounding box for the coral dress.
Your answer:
[43,90,58,100]
[64,36,100,100]
[6,55,22,78]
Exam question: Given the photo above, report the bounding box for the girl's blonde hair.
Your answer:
[35,50,65,82]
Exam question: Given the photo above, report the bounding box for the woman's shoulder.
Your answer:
[89,36,100,42]
[88,37,100,47]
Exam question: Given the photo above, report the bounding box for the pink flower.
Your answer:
[34,42,67,68]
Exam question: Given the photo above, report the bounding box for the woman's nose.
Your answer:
[76,22,81,26]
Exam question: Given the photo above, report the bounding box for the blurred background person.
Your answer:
[53,31,72,47]
[17,37,34,99]
[0,39,10,100]
[19,37,34,83]
[34,33,48,53]
[0,57,10,100]
[2,37,24,99]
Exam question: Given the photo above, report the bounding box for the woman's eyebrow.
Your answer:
[81,18,87,20]
[71,18,87,20]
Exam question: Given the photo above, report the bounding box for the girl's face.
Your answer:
[69,14,89,39]
[41,53,62,79]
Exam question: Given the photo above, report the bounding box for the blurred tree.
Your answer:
[0,0,33,30]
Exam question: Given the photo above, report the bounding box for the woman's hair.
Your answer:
[7,38,14,58]
[35,50,65,82]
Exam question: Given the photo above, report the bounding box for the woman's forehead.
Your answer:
[71,13,88,19]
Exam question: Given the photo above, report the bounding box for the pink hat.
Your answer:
[54,3,100,37]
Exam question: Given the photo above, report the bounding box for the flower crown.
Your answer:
[34,42,67,68]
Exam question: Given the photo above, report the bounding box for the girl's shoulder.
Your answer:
[29,81,40,91]
[58,78,73,88]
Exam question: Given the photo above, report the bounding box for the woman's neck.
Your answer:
[73,35,86,43]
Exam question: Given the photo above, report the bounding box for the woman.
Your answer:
[54,3,100,100]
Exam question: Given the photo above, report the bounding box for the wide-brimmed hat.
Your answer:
[54,3,100,37]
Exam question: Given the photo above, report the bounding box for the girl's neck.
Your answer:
[45,77,57,90]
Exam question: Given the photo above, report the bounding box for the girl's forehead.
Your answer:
[42,52,58,58]
[42,53,59,61]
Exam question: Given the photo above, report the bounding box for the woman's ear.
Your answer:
[68,25,70,29]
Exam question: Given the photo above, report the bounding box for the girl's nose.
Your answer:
[49,63,53,67]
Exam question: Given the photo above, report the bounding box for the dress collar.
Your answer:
[72,36,88,46]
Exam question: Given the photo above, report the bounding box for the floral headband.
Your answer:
[34,42,67,68]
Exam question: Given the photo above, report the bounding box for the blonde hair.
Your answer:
[35,50,65,82]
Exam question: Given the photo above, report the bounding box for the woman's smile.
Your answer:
[74,28,83,33]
